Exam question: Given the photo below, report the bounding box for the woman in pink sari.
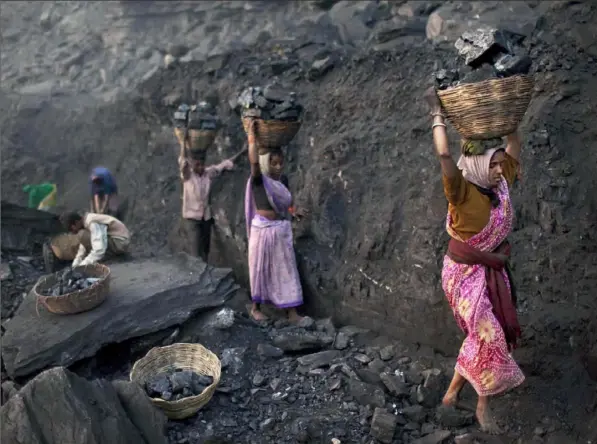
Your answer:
[244,119,307,323]
[424,87,525,433]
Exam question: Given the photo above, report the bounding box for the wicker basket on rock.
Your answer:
[437,75,534,140]
[33,263,110,315]
[130,343,221,420]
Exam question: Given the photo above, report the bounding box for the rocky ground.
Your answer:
[0,249,594,444]
[1,1,597,443]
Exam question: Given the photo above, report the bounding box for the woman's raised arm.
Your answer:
[424,87,459,178]
[246,119,261,178]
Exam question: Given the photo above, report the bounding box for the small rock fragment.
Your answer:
[370,408,397,444]
[379,345,395,361]
[354,353,372,364]
[411,430,452,444]
[257,343,284,358]
[348,380,386,408]
[380,372,409,397]
[334,332,350,350]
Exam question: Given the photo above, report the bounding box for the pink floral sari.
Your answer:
[442,178,525,396]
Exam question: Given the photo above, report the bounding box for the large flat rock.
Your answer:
[2,253,238,378]
[1,367,167,444]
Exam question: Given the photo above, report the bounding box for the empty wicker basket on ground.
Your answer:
[437,75,534,140]
[33,263,110,315]
[173,128,217,152]
[242,117,301,150]
[130,343,221,420]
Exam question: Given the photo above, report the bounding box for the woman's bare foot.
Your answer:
[287,308,303,324]
[442,390,459,407]
[476,398,502,434]
[250,308,268,322]
[442,370,467,407]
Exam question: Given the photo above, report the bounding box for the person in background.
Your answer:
[179,144,246,262]
[60,211,130,267]
[424,86,524,434]
[90,167,122,219]
[244,119,307,323]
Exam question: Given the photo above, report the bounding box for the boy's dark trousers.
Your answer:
[183,218,213,262]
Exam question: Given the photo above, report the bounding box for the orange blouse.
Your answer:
[442,153,519,240]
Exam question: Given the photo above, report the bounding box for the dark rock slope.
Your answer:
[1,1,596,373]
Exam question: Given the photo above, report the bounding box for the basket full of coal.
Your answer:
[33,263,110,315]
[130,343,221,420]
[434,27,535,140]
[237,84,303,151]
[173,101,219,152]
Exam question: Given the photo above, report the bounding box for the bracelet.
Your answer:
[431,112,445,118]
[432,122,447,130]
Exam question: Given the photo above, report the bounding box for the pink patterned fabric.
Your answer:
[442,177,525,396]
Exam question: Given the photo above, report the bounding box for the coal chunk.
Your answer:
[187,101,219,130]
[455,28,523,68]
[144,368,214,401]
[459,64,496,85]
[434,69,459,91]
[173,101,218,130]
[493,53,532,78]
[41,268,100,297]
[237,85,303,122]
[433,27,532,91]
[173,104,190,128]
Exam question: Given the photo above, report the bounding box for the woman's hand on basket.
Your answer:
[423,86,442,114]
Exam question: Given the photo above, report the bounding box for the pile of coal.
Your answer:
[41,268,100,297]
[237,85,303,121]
[145,368,214,401]
[434,27,532,90]
[173,101,218,130]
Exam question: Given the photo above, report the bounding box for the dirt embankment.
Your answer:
[1,2,596,431]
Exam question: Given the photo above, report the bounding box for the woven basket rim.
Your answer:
[436,74,533,97]
[241,117,302,124]
[33,263,111,300]
[129,342,222,405]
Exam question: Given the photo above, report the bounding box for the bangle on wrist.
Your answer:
[431,111,445,118]
[432,122,447,130]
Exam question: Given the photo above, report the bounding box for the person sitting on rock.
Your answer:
[60,211,130,267]
[89,166,125,220]
[424,86,524,434]
[244,119,308,324]
[178,145,246,263]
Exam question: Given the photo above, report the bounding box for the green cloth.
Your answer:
[23,183,56,209]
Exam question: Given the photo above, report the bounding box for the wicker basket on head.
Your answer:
[437,75,534,140]
[33,263,110,315]
[242,117,301,150]
[130,343,221,420]
[188,129,216,151]
[173,128,217,152]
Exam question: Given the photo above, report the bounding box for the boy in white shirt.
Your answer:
[59,212,131,267]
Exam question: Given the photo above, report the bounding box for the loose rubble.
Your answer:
[237,84,303,121]
[145,369,214,401]
[39,267,100,297]
[434,27,533,90]
[68,311,484,444]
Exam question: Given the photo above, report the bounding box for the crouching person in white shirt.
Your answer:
[59,212,131,267]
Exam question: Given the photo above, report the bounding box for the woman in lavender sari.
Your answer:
[244,119,307,323]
